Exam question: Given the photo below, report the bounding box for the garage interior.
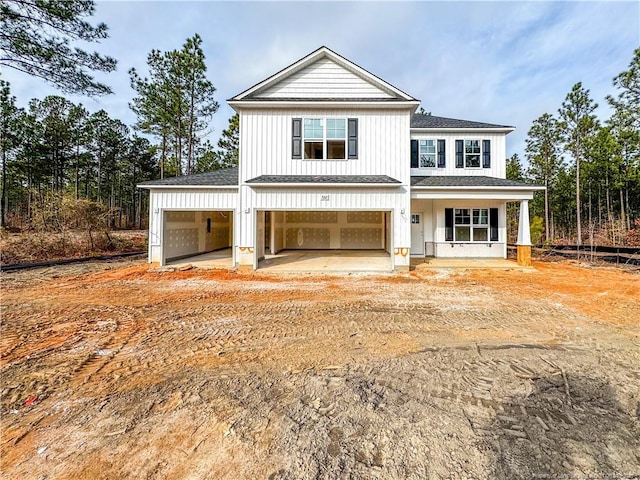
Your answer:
[163,210,233,267]
[256,210,393,271]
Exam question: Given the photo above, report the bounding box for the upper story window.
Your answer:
[411,139,446,168]
[293,118,357,160]
[455,139,491,169]
[464,140,481,168]
[419,140,436,168]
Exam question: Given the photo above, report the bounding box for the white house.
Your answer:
[139,47,542,271]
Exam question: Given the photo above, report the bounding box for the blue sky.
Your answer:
[3,1,639,164]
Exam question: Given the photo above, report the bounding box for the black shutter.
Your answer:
[482,139,491,168]
[292,118,302,159]
[455,140,463,168]
[490,208,499,241]
[348,118,358,159]
[410,139,418,168]
[445,208,454,241]
[437,139,446,168]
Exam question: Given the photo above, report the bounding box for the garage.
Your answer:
[255,210,393,271]
[162,210,234,267]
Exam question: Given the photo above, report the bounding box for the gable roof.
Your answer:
[411,114,514,131]
[230,46,418,102]
[137,167,239,188]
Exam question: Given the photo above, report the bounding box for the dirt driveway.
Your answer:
[1,260,639,479]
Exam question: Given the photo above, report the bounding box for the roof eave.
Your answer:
[245,182,403,188]
[410,185,545,191]
[229,100,420,109]
[137,184,239,190]
[411,127,515,134]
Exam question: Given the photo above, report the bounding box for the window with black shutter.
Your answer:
[490,208,499,241]
[292,118,302,159]
[445,208,454,241]
[437,139,446,168]
[455,140,464,168]
[411,139,418,168]
[482,140,491,168]
[348,118,358,159]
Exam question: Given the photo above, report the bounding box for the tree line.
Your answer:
[507,48,639,246]
[1,1,238,231]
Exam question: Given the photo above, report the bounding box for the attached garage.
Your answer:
[261,210,390,253]
[138,169,239,267]
[163,210,233,265]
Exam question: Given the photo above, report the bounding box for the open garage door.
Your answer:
[258,210,392,272]
[162,210,233,267]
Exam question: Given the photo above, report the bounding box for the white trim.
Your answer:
[231,47,417,101]
[411,185,545,191]
[229,100,420,110]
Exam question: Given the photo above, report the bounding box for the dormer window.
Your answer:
[292,118,357,160]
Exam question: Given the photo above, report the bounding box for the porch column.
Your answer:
[516,199,532,266]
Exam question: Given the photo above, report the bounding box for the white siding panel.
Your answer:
[240,108,411,184]
[410,132,507,178]
[256,58,394,99]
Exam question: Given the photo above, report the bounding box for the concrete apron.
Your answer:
[259,249,393,273]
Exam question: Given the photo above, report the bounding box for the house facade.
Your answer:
[139,47,542,271]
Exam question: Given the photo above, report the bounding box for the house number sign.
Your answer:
[320,195,330,202]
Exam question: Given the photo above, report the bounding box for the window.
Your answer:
[453,208,489,242]
[465,140,481,168]
[411,214,420,224]
[419,140,436,168]
[456,139,491,168]
[411,139,446,168]
[304,118,325,159]
[297,118,349,160]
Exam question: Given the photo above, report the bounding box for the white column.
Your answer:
[516,199,531,246]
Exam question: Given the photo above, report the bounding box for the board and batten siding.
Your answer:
[148,188,238,263]
[409,132,508,178]
[254,58,394,99]
[240,108,411,184]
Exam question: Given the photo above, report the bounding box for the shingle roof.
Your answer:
[246,175,400,184]
[411,176,540,188]
[138,167,239,187]
[411,114,513,129]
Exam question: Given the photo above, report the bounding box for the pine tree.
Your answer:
[0,0,117,96]
[216,113,239,168]
[558,83,599,245]
[525,113,563,242]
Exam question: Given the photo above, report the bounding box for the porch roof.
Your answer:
[246,174,401,186]
[411,176,542,189]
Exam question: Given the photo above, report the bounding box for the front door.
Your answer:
[411,213,424,255]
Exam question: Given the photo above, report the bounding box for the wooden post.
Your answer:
[516,199,532,266]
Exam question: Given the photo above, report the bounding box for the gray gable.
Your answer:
[138,167,239,187]
[247,175,400,184]
[411,176,539,188]
[411,114,512,129]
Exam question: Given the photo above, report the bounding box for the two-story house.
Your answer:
[139,47,542,271]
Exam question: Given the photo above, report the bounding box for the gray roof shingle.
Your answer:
[247,175,400,184]
[411,176,540,188]
[138,167,239,187]
[411,114,512,129]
